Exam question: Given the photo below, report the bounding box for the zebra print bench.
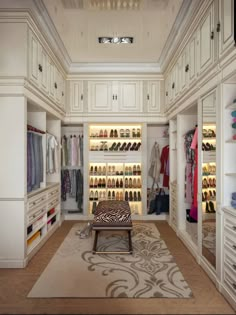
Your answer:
[92,200,133,254]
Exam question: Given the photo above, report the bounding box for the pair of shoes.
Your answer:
[202,178,209,188]
[203,129,216,137]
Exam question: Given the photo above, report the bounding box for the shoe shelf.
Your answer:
[88,162,142,215]
[202,124,217,215]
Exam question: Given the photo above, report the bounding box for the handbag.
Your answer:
[155,189,169,215]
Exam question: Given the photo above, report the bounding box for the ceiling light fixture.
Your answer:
[98,37,134,44]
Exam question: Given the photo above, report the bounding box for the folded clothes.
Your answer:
[232,122,236,129]
[233,117,236,123]
[232,110,236,117]
[232,192,236,200]
[233,134,236,140]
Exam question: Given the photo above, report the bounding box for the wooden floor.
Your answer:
[0,221,235,315]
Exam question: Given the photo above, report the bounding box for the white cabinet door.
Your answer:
[28,29,39,86]
[180,45,189,92]
[38,43,48,94]
[54,66,61,104]
[219,0,234,57]
[48,57,55,100]
[118,81,141,112]
[169,67,175,103]
[70,81,84,113]
[189,32,197,85]
[88,81,113,112]
[165,74,170,110]
[199,3,215,74]
[146,81,161,113]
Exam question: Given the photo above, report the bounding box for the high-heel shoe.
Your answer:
[125,191,129,201]
[135,142,141,151]
[109,142,117,151]
[110,129,114,137]
[137,165,141,175]
[134,191,138,201]
[125,142,132,151]
[129,191,133,201]
[130,142,137,151]
[114,129,118,137]
[205,143,211,151]
[99,130,103,137]
[119,142,127,151]
[202,143,207,151]
[205,201,210,213]
[138,191,142,201]
[202,178,209,188]
[114,142,121,151]
[209,201,216,213]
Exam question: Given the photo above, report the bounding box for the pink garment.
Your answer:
[233,117,236,122]
[190,127,198,149]
[190,205,198,221]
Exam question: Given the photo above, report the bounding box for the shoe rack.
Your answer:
[88,123,143,216]
[202,123,216,219]
[89,162,142,215]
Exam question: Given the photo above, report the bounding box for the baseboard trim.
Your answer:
[221,285,236,311]
[178,230,199,260]
[0,258,27,268]
[199,256,217,285]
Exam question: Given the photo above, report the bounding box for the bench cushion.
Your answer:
[93,200,132,229]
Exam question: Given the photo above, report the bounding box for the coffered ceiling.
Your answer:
[42,0,185,65]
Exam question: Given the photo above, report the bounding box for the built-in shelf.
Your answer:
[202,137,216,141]
[225,173,236,176]
[90,137,141,141]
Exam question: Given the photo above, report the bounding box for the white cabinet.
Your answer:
[28,28,65,110]
[118,81,142,112]
[145,81,161,113]
[88,80,142,113]
[180,46,189,92]
[188,32,198,85]
[199,2,215,74]
[28,29,40,87]
[69,80,84,113]
[88,80,113,112]
[218,0,235,57]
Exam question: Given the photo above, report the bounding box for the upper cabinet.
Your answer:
[144,80,161,113]
[28,28,65,111]
[218,0,235,58]
[68,81,84,113]
[87,80,142,113]
[198,2,215,75]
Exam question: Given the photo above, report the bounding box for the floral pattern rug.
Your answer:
[28,223,192,298]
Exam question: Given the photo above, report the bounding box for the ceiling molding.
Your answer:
[32,0,72,72]
[69,62,161,74]
[159,0,203,73]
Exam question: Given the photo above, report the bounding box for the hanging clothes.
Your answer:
[160,145,169,188]
[46,133,59,174]
[76,169,83,212]
[190,127,198,220]
[27,131,44,192]
[148,142,161,188]
[61,134,83,167]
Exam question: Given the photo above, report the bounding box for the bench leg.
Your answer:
[128,230,133,254]
[93,230,99,254]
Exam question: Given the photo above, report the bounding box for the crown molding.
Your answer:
[159,0,204,73]
[69,62,161,74]
[32,0,71,72]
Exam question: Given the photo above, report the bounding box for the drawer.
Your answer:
[224,213,236,237]
[47,196,59,210]
[223,269,236,297]
[27,204,47,225]
[47,185,60,199]
[224,250,236,276]
[28,191,47,212]
[224,233,236,257]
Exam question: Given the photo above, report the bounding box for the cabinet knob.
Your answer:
[115,95,118,100]
[210,31,214,40]
[81,94,83,101]
[185,64,189,72]
[172,82,175,89]
[54,82,57,89]
[38,64,42,72]
[147,94,150,100]
[112,95,115,100]
[216,22,220,33]
[166,91,168,97]
[232,283,236,290]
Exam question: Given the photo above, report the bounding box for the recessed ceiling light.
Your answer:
[98,37,134,44]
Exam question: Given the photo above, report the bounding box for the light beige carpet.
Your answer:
[28,223,193,298]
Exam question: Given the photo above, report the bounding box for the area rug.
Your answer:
[28,223,192,298]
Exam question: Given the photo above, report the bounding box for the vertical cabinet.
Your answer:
[218,0,234,57]
[69,81,84,113]
[144,80,161,113]
[199,2,215,74]
[118,81,141,112]
[28,28,65,110]
[88,81,113,112]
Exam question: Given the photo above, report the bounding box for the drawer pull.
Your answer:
[232,264,236,270]
[33,202,36,205]
[233,226,236,231]
[233,245,236,250]
[232,283,236,290]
